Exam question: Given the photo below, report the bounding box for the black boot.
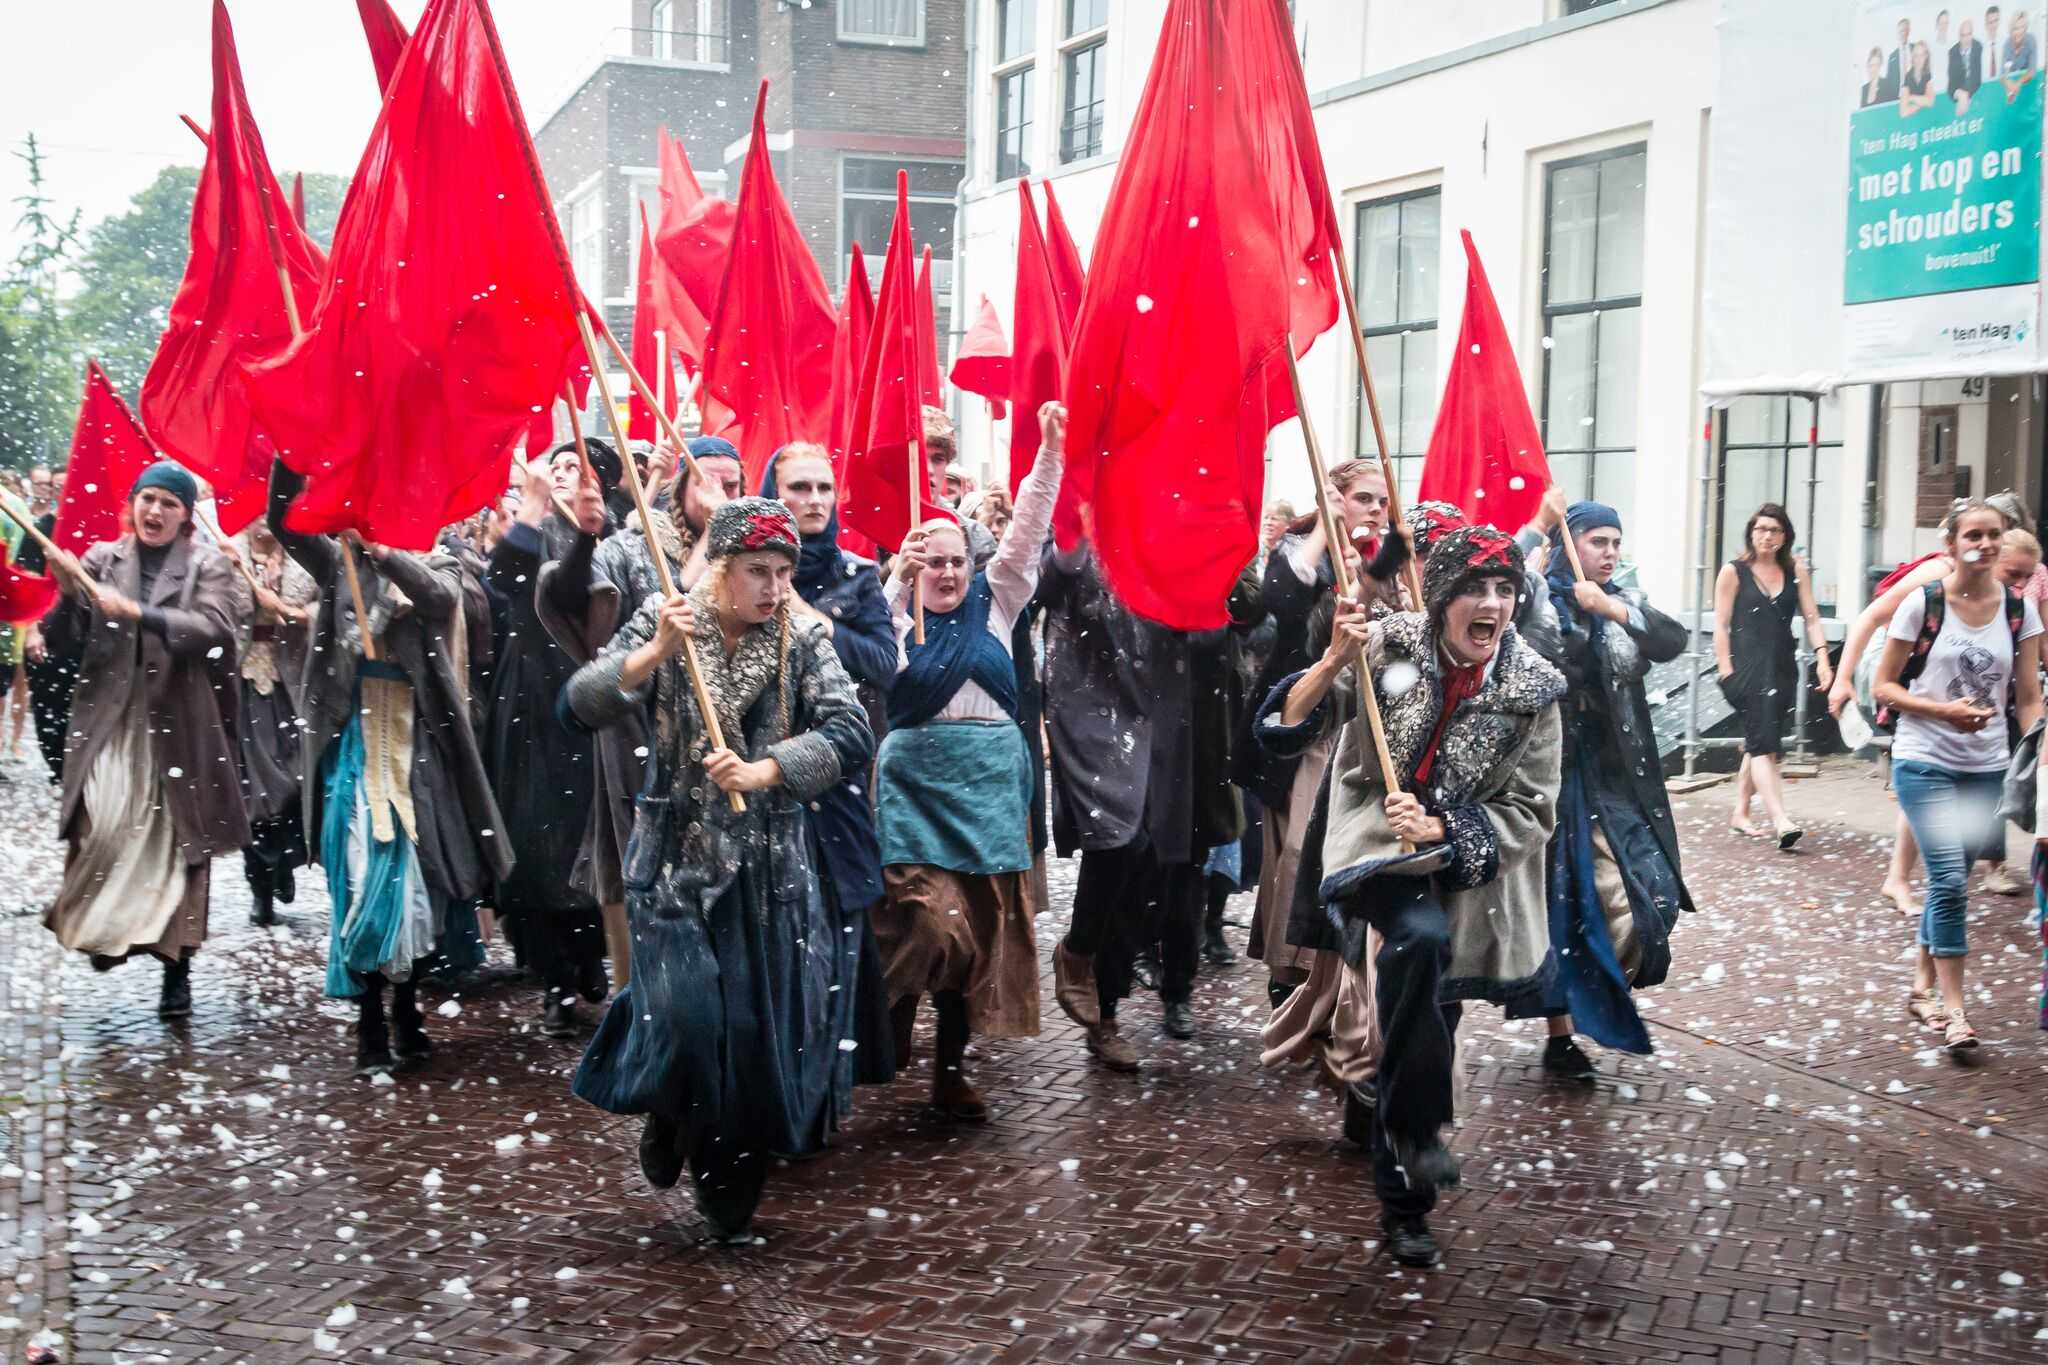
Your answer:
[274,861,296,905]
[931,992,988,1122]
[542,987,579,1039]
[249,885,279,928]
[577,953,609,1005]
[1542,1034,1597,1083]
[158,955,192,1018]
[1388,1132,1461,1191]
[1201,881,1236,966]
[355,981,394,1075]
[1382,1213,1442,1268]
[1161,999,1195,1039]
[391,981,432,1063]
[1342,1082,1374,1148]
[639,1114,686,1189]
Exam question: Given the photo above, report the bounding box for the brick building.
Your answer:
[532,0,967,408]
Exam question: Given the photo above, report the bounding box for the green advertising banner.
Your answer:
[1845,78,2042,304]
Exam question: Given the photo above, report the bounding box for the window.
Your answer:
[840,0,926,46]
[842,156,963,289]
[1352,189,1441,500]
[649,0,727,63]
[569,186,604,302]
[1561,0,1623,14]
[1058,0,1107,164]
[993,0,1038,182]
[1720,396,1845,611]
[1540,145,1645,515]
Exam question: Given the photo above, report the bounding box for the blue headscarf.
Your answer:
[1547,500,1623,640]
[756,448,845,598]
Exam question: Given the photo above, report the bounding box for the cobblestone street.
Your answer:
[5,750,2048,1364]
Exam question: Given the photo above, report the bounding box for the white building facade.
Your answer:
[951,0,2048,621]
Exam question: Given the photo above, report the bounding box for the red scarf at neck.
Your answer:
[1413,653,1485,784]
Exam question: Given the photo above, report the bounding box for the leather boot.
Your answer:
[158,955,192,1018]
[391,981,432,1062]
[1052,938,1101,1029]
[355,981,394,1075]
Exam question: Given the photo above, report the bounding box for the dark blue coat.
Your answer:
[797,550,893,912]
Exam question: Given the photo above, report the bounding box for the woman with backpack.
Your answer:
[1713,504,1833,848]
[1873,500,2044,1053]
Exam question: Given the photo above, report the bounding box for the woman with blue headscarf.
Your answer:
[1530,501,1693,1079]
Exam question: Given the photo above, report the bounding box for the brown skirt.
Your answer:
[876,864,1041,1038]
[1248,735,1332,981]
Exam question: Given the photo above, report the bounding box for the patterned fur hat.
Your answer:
[1406,500,1470,555]
[706,496,799,562]
[1422,523,1525,625]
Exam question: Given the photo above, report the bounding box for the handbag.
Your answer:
[1998,715,2043,833]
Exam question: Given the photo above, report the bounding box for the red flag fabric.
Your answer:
[1062,0,1337,629]
[358,0,412,94]
[1417,230,1551,531]
[949,293,1010,421]
[1009,184,1069,508]
[57,361,158,557]
[1039,180,1088,333]
[829,241,877,466]
[243,0,585,549]
[913,245,944,409]
[843,173,952,552]
[139,0,326,536]
[628,204,680,442]
[290,173,307,230]
[652,126,737,379]
[0,544,58,626]
[698,82,838,490]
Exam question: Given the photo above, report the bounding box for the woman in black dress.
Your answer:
[1713,503,1833,848]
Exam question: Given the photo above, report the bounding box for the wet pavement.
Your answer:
[5,748,2048,1364]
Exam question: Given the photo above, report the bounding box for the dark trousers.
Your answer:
[25,650,79,783]
[243,809,307,899]
[521,908,607,996]
[1341,879,1459,1148]
[1070,841,1203,1013]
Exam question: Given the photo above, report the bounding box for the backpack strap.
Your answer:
[1878,582,1946,731]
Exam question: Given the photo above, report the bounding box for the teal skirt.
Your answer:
[876,720,1031,875]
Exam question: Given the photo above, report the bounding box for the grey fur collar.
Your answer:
[1373,610,1567,807]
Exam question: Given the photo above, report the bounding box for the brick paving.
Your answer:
[4,749,2048,1364]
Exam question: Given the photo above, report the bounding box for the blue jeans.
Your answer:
[1892,760,2005,958]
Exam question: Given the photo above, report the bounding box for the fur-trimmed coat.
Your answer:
[1257,612,1566,1006]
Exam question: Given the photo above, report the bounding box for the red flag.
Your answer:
[1009,184,1069,508]
[1039,180,1088,333]
[698,82,837,490]
[290,173,307,230]
[913,245,944,409]
[243,0,586,549]
[0,544,57,627]
[1417,230,1551,531]
[843,173,951,552]
[949,293,1010,420]
[57,361,159,557]
[652,126,736,379]
[358,0,412,94]
[139,0,326,535]
[1063,0,1338,629]
[829,241,877,466]
[628,204,680,442]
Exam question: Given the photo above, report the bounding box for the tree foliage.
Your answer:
[0,134,83,469]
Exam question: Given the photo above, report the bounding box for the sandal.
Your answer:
[1728,819,1762,837]
[1907,988,1947,1028]
[1945,1013,1980,1052]
[1776,825,1803,851]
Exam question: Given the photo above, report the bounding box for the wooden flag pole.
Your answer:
[577,312,746,815]
[1555,504,1587,581]
[655,330,668,419]
[907,431,927,643]
[1286,343,1409,849]
[592,317,711,485]
[1328,245,1426,608]
[193,504,265,596]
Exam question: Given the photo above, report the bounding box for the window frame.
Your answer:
[566,182,605,307]
[838,0,928,48]
[1350,185,1443,493]
[1717,395,1845,611]
[839,155,965,289]
[1056,2,1108,166]
[992,0,1040,183]
[1538,142,1647,507]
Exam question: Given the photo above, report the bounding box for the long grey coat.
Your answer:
[268,463,513,902]
[48,534,252,863]
[1040,546,1151,856]
[1258,612,1566,1007]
